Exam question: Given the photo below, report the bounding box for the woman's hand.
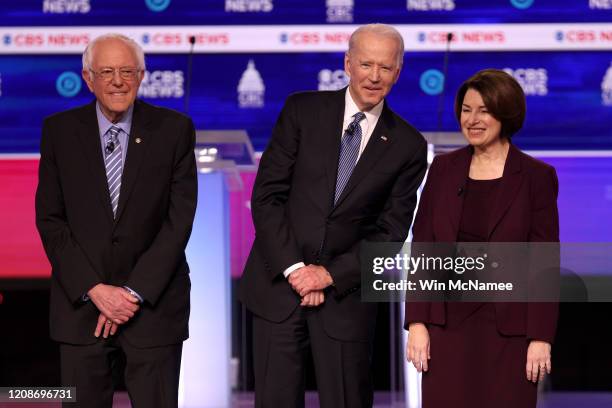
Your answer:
[526,340,551,383]
[406,323,430,372]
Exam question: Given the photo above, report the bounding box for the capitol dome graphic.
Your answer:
[238,60,265,93]
[238,60,265,108]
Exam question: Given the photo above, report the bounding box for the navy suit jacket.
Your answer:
[240,88,428,342]
[36,100,197,347]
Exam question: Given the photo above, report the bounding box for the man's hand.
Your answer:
[526,340,552,383]
[300,290,325,307]
[288,264,333,296]
[94,312,118,338]
[87,284,140,325]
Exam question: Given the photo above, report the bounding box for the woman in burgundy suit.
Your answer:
[404,69,559,408]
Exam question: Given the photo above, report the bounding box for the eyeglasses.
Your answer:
[90,67,141,81]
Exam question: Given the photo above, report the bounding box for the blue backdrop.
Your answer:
[1,51,611,152]
[2,0,611,26]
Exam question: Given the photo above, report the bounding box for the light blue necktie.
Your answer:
[334,112,365,205]
[105,126,123,218]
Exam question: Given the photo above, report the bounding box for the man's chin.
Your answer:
[362,98,383,110]
[100,104,130,121]
[106,103,130,114]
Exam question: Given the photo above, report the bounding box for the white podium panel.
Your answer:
[180,171,231,408]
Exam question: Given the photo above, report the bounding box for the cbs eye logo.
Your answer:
[510,0,534,9]
[56,72,82,98]
[420,69,445,96]
[145,0,171,12]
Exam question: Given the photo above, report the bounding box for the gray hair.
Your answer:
[82,33,146,77]
[348,24,405,68]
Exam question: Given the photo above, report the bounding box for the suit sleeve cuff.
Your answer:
[283,262,305,278]
[123,286,144,303]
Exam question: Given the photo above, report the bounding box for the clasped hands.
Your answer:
[87,283,140,339]
[288,264,334,307]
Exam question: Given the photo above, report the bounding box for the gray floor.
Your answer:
[2,392,610,407]
[140,391,612,407]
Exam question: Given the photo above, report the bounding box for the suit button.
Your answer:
[112,238,119,245]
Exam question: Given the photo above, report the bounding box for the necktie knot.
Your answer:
[108,125,121,140]
[353,112,365,122]
[346,112,365,135]
[106,126,121,155]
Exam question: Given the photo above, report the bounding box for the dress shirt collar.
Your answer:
[96,102,133,137]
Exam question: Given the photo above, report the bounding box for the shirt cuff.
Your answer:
[123,286,144,303]
[283,262,305,278]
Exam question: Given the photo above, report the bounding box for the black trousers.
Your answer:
[253,306,373,408]
[60,335,182,408]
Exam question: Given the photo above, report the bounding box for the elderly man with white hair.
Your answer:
[36,33,197,408]
[240,23,427,407]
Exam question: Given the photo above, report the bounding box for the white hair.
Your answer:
[82,33,146,78]
[348,24,405,68]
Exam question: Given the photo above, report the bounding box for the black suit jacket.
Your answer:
[405,144,559,343]
[36,100,197,347]
[240,89,428,342]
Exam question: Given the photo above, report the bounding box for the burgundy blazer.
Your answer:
[404,144,559,343]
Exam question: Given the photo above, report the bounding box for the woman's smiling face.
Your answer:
[460,88,503,148]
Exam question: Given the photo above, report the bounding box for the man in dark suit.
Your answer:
[35,34,197,408]
[240,24,428,407]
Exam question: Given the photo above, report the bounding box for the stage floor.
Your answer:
[2,391,611,407]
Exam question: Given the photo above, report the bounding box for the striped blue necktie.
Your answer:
[334,112,365,205]
[105,125,123,218]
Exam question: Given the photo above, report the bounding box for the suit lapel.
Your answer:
[446,146,472,240]
[114,100,154,225]
[324,89,347,212]
[332,102,395,211]
[487,144,523,239]
[76,101,115,223]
